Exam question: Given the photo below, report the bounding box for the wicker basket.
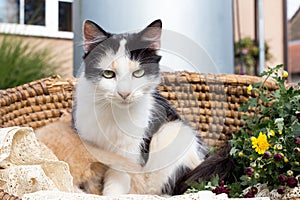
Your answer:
[0,72,277,147]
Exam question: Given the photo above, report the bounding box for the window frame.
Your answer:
[0,0,73,39]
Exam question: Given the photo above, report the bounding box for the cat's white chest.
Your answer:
[94,107,147,161]
[74,76,153,163]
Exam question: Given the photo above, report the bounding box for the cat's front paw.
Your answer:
[78,162,108,195]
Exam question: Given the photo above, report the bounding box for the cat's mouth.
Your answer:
[112,98,136,107]
[109,92,143,108]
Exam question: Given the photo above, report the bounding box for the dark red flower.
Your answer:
[274,153,283,162]
[244,192,255,198]
[278,174,287,183]
[245,167,254,176]
[263,151,271,159]
[294,137,300,144]
[250,186,258,194]
[294,147,300,154]
[212,180,230,195]
[277,186,285,194]
[287,177,298,188]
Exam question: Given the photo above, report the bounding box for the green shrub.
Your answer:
[0,35,57,89]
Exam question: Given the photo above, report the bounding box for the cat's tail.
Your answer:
[172,141,235,195]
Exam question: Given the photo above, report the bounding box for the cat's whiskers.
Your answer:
[94,100,111,112]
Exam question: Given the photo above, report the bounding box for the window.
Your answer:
[59,1,72,32]
[0,0,73,39]
[24,0,45,26]
[0,0,19,23]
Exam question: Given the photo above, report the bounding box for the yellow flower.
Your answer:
[284,157,289,163]
[283,70,288,78]
[247,85,253,92]
[268,130,275,138]
[278,130,282,135]
[251,132,271,154]
[237,152,244,157]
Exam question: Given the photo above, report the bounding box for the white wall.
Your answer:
[73,0,234,76]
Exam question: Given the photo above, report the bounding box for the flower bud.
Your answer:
[250,162,256,168]
[276,144,283,150]
[263,151,271,159]
[277,186,285,194]
[257,157,262,161]
[294,147,300,154]
[278,174,287,183]
[287,170,294,176]
[250,186,258,194]
[274,153,283,162]
[247,85,253,92]
[245,167,254,176]
[287,177,298,188]
[244,192,255,198]
[237,152,244,157]
[254,173,260,179]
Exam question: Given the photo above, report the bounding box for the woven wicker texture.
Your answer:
[0,189,21,200]
[0,72,277,146]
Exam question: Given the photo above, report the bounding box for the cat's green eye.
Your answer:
[102,70,116,79]
[132,69,145,78]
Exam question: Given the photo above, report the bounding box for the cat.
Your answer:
[73,19,209,195]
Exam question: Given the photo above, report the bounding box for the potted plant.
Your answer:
[234,37,272,76]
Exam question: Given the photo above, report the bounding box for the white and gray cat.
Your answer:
[73,19,225,195]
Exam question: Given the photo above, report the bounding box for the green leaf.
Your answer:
[230,147,238,156]
[229,182,243,198]
[259,92,269,103]
[291,123,300,137]
[210,175,220,187]
[248,98,258,108]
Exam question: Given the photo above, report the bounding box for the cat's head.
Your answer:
[82,19,162,106]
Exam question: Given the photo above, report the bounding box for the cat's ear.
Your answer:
[140,19,162,50]
[83,20,109,53]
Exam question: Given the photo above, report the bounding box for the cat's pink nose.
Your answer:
[118,92,130,100]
